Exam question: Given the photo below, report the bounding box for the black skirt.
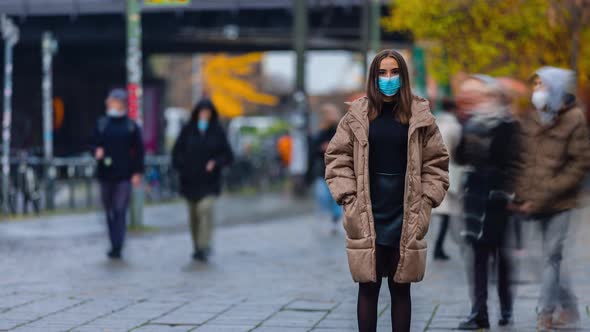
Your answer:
[370,172,405,247]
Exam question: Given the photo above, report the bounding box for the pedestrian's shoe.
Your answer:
[193,250,201,261]
[107,249,122,259]
[552,307,580,327]
[536,312,553,331]
[433,250,450,261]
[194,248,210,263]
[498,312,513,326]
[457,314,490,330]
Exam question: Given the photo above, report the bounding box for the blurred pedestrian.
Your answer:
[277,133,292,168]
[172,99,233,263]
[308,103,343,234]
[511,67,590,331]
[91,89,145,259]
[431,99,463,261]
[455,75,521,330]
[325,49,449,332]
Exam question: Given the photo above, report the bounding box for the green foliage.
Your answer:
[382,0,589,84]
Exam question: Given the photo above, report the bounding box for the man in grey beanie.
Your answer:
[91,88,144,259]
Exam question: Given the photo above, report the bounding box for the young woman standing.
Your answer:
[325,50,449,332]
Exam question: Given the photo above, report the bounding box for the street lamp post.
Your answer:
[370,0,381,53]
[1,15,18,214]
[42,31,58,210]
[291,0,309,196]
[127,0,144,227]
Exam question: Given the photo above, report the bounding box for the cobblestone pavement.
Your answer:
[0,202,589,332]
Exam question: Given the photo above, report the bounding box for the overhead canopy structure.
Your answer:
[1,0,407,53]
[0,0,389,16]
[0,0,411,155]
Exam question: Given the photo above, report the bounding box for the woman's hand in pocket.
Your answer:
[417,197,433,240]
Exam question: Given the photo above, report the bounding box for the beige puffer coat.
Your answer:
[325,96,449,283]
[515,104,590,214]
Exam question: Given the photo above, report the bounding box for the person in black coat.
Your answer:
[455,75,521,330]
[91,89,145,259]
[172,99,233,262]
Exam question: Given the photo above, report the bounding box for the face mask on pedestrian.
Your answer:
[532,90,549,111]
[107,108,125,117]
[378,75,401,96]
[198,119,209,133]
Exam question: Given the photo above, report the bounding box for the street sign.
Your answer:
[144,0,191,5]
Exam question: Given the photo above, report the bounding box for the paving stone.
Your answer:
[284,300,338,312]
[315,318,356,329]
[253,327,309,332]
[132,324,194,331]
[1,203,589,331]
[193,325,251,332]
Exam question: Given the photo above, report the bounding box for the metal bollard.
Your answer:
[46,165,56,211]
[85,164,94,209]
[67,165,75,209]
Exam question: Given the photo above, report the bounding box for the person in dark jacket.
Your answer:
[308,103,343,234]
[455,75,521,330]
[91,89,145,259]
[172,99,233,262]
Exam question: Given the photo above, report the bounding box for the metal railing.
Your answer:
[1,154,179,216]
[0,151,290,217]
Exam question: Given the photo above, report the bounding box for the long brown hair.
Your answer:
[366,49,413,124]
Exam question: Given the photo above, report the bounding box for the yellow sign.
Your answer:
[202,53,279,118]
[144,0,190,6]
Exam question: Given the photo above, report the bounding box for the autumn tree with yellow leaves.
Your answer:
[201,53,278,118]
[382,0,590,85]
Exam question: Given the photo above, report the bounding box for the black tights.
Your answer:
[357,246,411,332]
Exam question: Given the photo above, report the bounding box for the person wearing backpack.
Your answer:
[91,89,145,259]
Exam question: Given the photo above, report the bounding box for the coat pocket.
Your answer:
[401,247,427,282]
[417,198,433,240]
[343,197,365,239]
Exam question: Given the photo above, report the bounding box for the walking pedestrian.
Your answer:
[325,49,449,332]
[172,99,233,262]
[511,67,590,331]
[91,88,145,259]
[309,103,343,234]
[455,75,521,330]
[432,99,463,261]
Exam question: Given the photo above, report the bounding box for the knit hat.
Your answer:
[107,88,128,102]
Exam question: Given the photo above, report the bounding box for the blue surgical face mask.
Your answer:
[107,108,125,117]
[197,119,209,132]
[378,75,402,96]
